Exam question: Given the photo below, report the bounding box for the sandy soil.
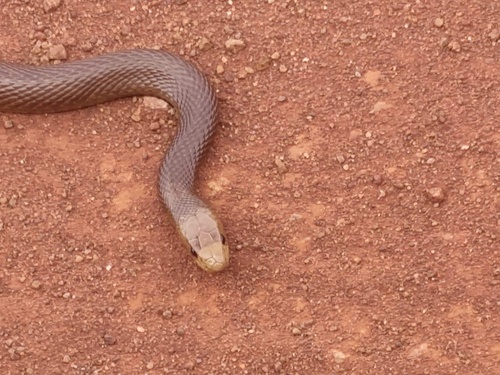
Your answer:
[0,1,499,374]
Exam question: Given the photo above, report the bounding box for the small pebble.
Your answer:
[43,0,62,13]
[225,38,246,52]
[255,56,271,71]
[447,40,461,52]
[143,97,169,109]
[274,156,287,173]
[335,153,345,164]
[331,349,347,363]
[434,18,444,28]
[81,41,93,52]
[48,44,67,60]
[3,119,14,129]
[349,129,363,140]
[488,29,500,42]
[197,37,213,51]
[149,122,161,131]
[120,25,131,36]
[426,187,446,203]
[103,334,117,345]
[33,32,47,41]
[373,175,383,185]
[9,196,17,207]
[439,37,450,48]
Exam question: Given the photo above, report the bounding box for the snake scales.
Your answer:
[0,49,229,272]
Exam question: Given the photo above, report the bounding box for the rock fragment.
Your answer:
[488,29,500,42]
[225,38,245,53]
[43,0,62,13]
[425,187,446,203]
[434,18,444,28]
[48,44,67,60]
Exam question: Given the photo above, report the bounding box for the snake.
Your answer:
[0,49,229,272]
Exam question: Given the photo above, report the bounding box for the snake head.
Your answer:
[179,207,229,272]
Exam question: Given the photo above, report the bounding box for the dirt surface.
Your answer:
[0,1,499,374]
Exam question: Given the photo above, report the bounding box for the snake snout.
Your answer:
[203,259,228,272]
[196,243,230,272]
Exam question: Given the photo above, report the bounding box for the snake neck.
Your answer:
[158,101,217,222]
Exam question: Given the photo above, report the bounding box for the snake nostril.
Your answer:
[190,247,198,257]
[221,234,226,245]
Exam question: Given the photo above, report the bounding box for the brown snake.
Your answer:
[0,49,230,272]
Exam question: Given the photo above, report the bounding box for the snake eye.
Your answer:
[220,234,226,245]
[190,247,198,257]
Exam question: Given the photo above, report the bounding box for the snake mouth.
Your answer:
[197,257,229,272]
[201,259,228,272]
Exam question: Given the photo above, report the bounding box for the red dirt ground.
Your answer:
[1,1,498,374]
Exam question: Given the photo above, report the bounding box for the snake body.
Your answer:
[0,49,229,272]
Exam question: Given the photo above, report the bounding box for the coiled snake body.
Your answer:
[0,49,229,272]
